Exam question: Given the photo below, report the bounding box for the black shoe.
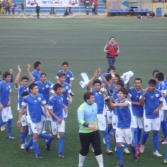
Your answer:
[25,145,29,152]
[70,92,75,96]
[46,143,50,151]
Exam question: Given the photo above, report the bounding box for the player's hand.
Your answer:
[64,106,68,113]
[17,64,22,73]
[26,64,31,71]
[143,88,148,96]
[88,124,96,131]
[111,102,116,108]
[17,120,21,128]
[56,118,62,124]
[153,108,160,114]
[0,104,3,111]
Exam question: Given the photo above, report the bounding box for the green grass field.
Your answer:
[0,17,167,167]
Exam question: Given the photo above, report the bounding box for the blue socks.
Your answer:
[33,141,40,156]
[7,119,13,137]
[161,121,167,139]
[58,136,64,155]
[142,132,149,145]
[20,129,28,144]
[153,131,159,152]
[116,146,123,165]
[39,133,52,145]
[165,146,167,160]
[102,130,111,150]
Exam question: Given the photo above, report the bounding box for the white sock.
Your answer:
[95,154,104,167]
[78,154,86,167]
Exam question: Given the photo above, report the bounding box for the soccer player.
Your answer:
[128,78,144,158]
[56,61,75,96]
[36,72,53,104]
[155,72,167,144]
[18,83,52,158]
[56,72,72,118]
[0,71,15,139]
[112,88,132,167]
[111,88,132,167]
[15,65,30,149]
[140,79,163,157]
[48,83,67,158]
[31,61,42,82]
[77,92,104,167]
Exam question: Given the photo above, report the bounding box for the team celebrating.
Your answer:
[0,58,167,166]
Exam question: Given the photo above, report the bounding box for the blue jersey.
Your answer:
[93,90,105,114]
[144,90,162,119]
[61,82,70,106]
[0,81,12,107]
[129,87,144,117]
[32,70,41,82]
[22,93,46,123]
[18,85,29,111]
[48,95,64,120]
[36,80,53,103]
[157,80,167,103]
[56,69,74,84]
[115,98,131,129]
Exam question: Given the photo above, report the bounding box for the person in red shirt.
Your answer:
[104,37,120,68]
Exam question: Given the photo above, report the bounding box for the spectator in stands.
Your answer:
[91,0,98,15]
[35,3,40,19]
[3,0,11,15]
[20,2,25,14]
[84,0,90,15]
[0,1,2,15]
[11,2,16,15]
[104,36,120,68]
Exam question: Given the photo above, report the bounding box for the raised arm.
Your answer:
[26,64,35,83]
[14,65,22,89]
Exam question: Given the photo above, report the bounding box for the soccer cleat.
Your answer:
[8,136,15,140]
[24,144,30,152]
[70,91,75,96]
[140,145,145,153]
[35,154,43,159]
[1,125,6,132]
[46,143,51,151]
[161,139,167,145]
[123,148,130,155]
[103,138,106,145]
[20,144,25,150]
[106,149,113,155]
[58,154,64,159]
[90,146,95,153]
[164,159,167,164]
[153,151,163,157]
[114,163,124,167]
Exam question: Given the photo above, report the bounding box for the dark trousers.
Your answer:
[79,131,102,156]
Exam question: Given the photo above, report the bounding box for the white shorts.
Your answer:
[51,120,65,135]
[29,120,44,135]
[97,114,107,131]
[111,112,118,130]
[20,114,28,127]
[106,109,112,124]
[115,128,132,145]
[1,107,13,122]
[144,117,161,132]
[131,116,143,129]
